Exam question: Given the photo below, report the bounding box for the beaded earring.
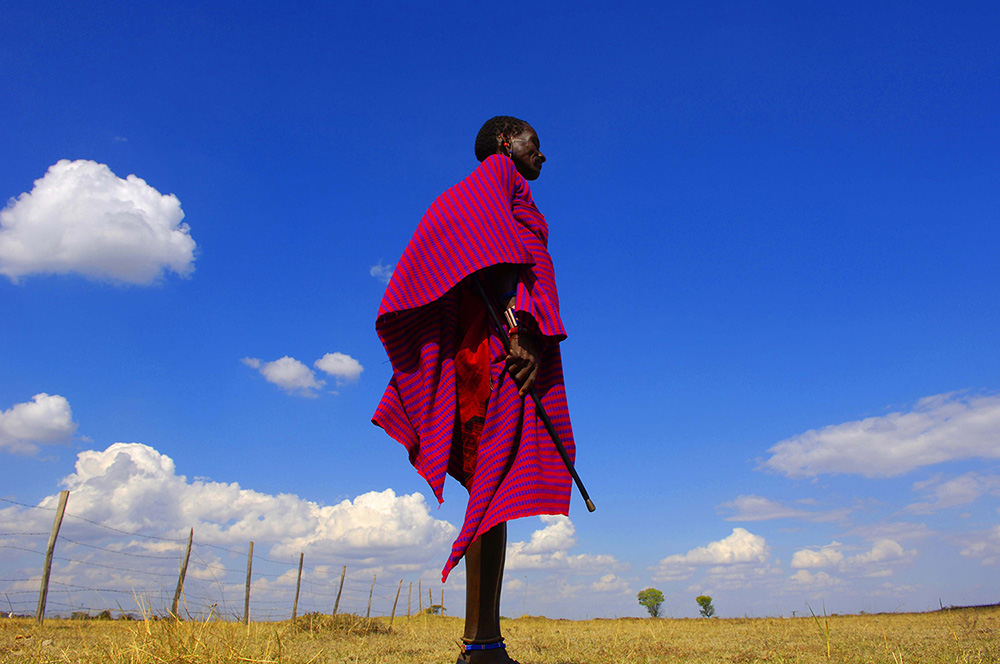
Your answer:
[500,135,512,158]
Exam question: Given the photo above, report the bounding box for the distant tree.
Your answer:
[637,588,665,618]
[696,595,716,618]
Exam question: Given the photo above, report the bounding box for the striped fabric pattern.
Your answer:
[373,154,575,581]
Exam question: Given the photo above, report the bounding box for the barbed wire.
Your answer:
[0,544,44,556]
[195,541,248,557]
[61,537,180,560]
[1,504,450,621]
[0,497,56,511]
[192,561,245,574]
[50,556,177,579]
[50,580,163,596]
[62,513,187,543]
[6,502,425,580]
[0,498,186,544]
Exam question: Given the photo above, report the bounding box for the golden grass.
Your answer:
[2,606,998,663]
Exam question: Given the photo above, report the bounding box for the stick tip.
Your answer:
[585,499,596,512]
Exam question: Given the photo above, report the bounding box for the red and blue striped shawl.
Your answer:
[373,154,575,581]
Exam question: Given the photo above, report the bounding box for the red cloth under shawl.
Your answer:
[373,154,575,581]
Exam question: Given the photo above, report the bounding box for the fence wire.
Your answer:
[1,496,447,621]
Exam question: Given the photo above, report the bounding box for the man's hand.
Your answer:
[482,263,539,397]
[506,329,539,398]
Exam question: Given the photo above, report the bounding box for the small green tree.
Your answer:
[696,595,716,618]
[637,588,665,618]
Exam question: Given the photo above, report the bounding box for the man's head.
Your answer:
[474,116,546,181]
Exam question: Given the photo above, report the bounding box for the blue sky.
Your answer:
[2,1,999,620]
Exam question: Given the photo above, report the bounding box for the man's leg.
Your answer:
[463,522,507,643]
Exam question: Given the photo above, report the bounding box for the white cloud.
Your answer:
[789,570,842,589]
[904,473,1000,514]
[762,391,1000,478]
[0,442,458,617]
[960,526,1000,566]
[699,563,783,592]
[590,573,632,594]
[780,537,919,598]
[847,521,935,542]
[314,352,363,383]
[788,538,915,582]
[659,528,769,566]
[0,393,77,455]
[718,494,851,523]
[868,581,919,597]
[846,539,915,567]
[0,159,195,284]
[242,356,324,397]
[268,490,457,560]
[505,516,621,573]
[370,261,394,284]
[791,542,844,569]
[244,353,363,396]
[653,528,769,583]
[518,515,576,553]
[46,442,455,558]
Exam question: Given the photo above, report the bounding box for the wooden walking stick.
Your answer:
[473,277,596,512]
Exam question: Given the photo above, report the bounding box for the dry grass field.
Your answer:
[2,606,998,663]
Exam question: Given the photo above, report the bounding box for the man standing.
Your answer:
[374,116,575,663]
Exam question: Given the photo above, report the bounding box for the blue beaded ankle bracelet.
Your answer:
[464,641,506,651]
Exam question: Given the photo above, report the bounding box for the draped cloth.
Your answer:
[373,154,575,581]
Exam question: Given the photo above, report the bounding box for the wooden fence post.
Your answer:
[333,565,346,616]
[292,552,304,620]
[390,579,402,625]
[418,579,422,613]
[366,574,376,618]
[441,589,444,614]
[243,541,253,625]
[170,527,194,618]
[36,491,69,626]
[428,588,432,612]
[407,582,412,618]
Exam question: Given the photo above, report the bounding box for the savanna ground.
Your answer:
[2,606,998,664]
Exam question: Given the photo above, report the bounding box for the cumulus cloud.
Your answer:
[789,570,843,589]
[49,442,455,557]
[314,352,363,383]
[868,581,919,597]
[791,542,845,569]
[0,442,458,617]
[244,352,363,396]
[517,515,577,554]
[762,391,1000,478]
[787,538,915,587]
[505,516,621,573]
[242,356,324,397]
[370,260,394,284]
[652,528,769,582]
[698,563,783,592]
[590,573,632,594]
[659,528,769,566]
[718,494,852,523]
[0,159,196,284]
[846,539,915,567]
[960,526,1000,566]
[0,393,77,455]
[904,473,1000,514]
